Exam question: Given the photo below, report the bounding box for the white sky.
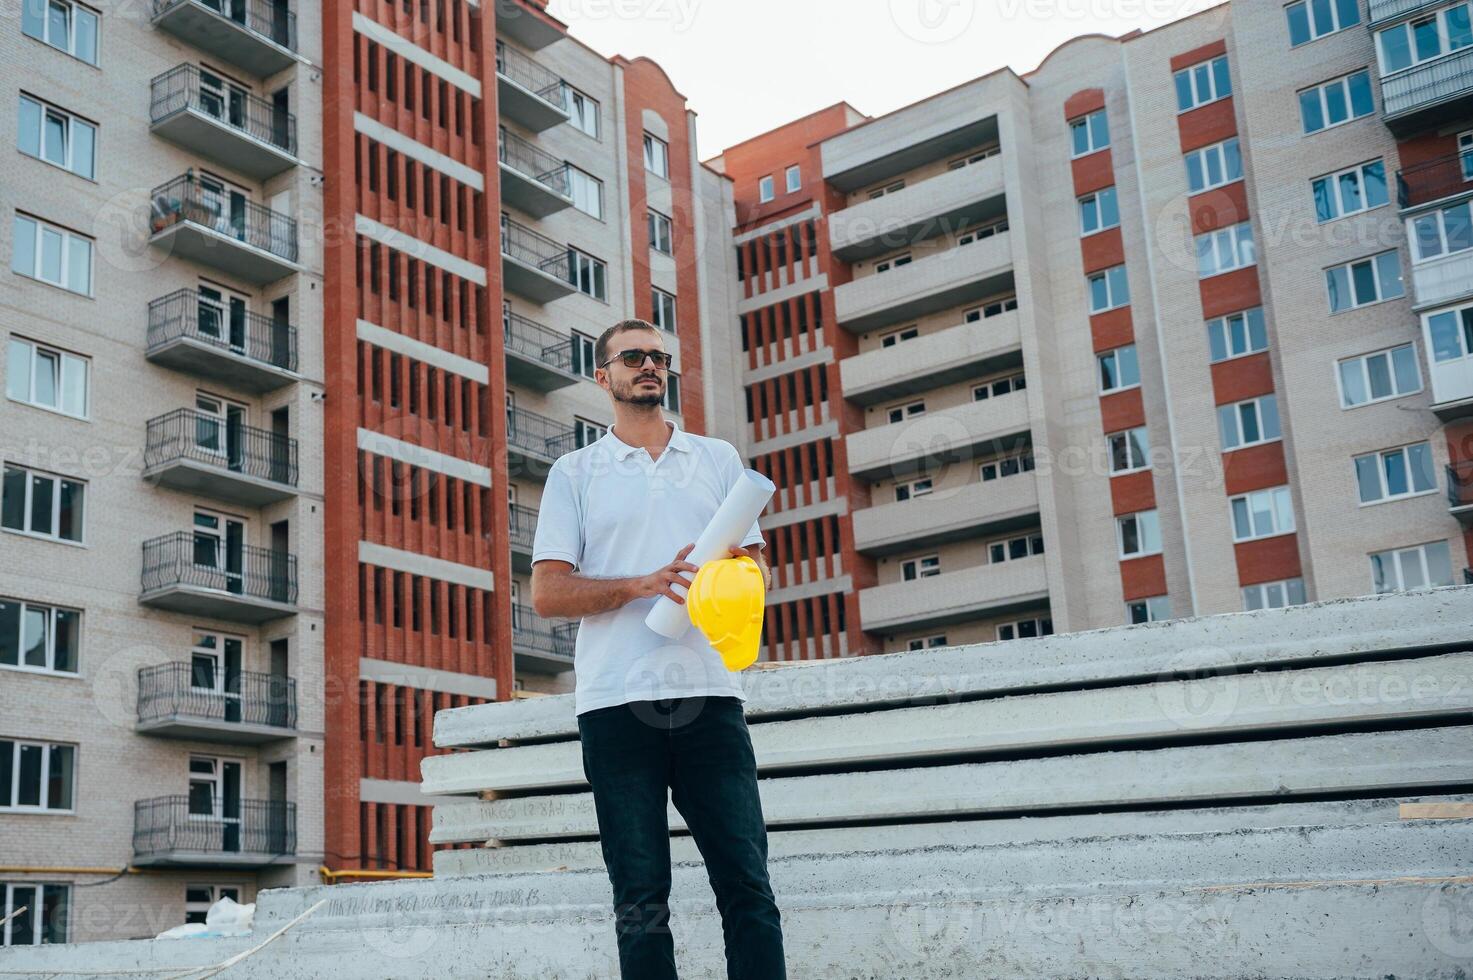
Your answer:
[545,0,1221,159]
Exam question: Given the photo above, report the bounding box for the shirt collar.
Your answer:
[606,417,693,460]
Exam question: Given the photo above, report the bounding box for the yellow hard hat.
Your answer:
[686,555,765,672]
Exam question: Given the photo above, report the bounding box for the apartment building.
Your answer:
[2,0,325,946]
[712,0,1473,657]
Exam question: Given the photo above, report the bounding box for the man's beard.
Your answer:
[613,375,664,406]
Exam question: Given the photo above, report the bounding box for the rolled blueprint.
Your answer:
[644,468,776,639]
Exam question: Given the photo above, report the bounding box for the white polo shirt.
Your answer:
[530,417,765,715]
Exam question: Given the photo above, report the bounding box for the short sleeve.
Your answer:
[722,444,765,550]
[531,462,584,570]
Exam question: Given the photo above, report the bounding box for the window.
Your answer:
[785,165,801,193]
[972,373,1026,400]
[1243,578,1307,610]
[560,83,599,138]
[6,337,88,418]
[1355,442,1437,504]
[1070,109,1110,157]
[1299,70,1375,133]
[957,220,1008,245]
[2,882,69,946]
[1108,426,1150,474]
[948,147,999,170]
[567,166,602,219]
[1371,540,1454,592]
[1088,265,1130,313]
[567,248,606,301]
[1185,137,1242,194]
[1287,0,1360,46]
[1127,596,1170,624]
[1,465,84,543]
[1117,510,1162,558]
[901,555,940,581]
[0,739,74,811]
[757,176,774,202]
[1218,394,1281,451]
[21,0,98,64]
[1326,251,1404,311]
[1461,130,1473,180]
[1098,344,1140,392]
[11,215,92,296]
[886,400,925,424]
[1174,54,1232,112]
[1424,302,1473,370]
[185,885,241,926]
[1079,187,1120,236]
[1206,308,1267,363]
[894,476,933,502]
[1230,485,1296,541]
[570,331,596,379]
[1196,221,1255,278]
[979,451,1034,482]
[662,371,681,413]
[574,417,607,449]
[1409,199,1473,263]
[643,133,669,178]
[989,532,1045,564]
[1313,160,1388,222]
[881,326,919,347]
[1337,344,1421,407]
[965,296,1018,321]
[876,254,912,273]
[1376,4,1473,75]
[0,598,79,673]
[997,616,1053,641]
[651,287,677,333]
[907,635,948,651]
[17,95,95,179]
[648,210,673,255]
[867,180,905,200]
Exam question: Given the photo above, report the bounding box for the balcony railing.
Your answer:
[1397,150,1473,210]
[512,603,576,659]
[138,661,297,729]
[1449,461,1473,510]
[148,289,298,373]
[501,214,571,281]
[150,172,298,264]
[505,406,579,462]
[1380,49,1473,122]
[134,795,296,860]
[495,39,563,105]
[150,64,297,156]
[1368,0,1453,26]
[505,310,575,373]
[509,504,538,550]
[153,0,296,52]
[144,408,299,487]
[142,532,298,605]
[498,127,569,197]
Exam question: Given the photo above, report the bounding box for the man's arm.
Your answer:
[531,544,702,620]
[730,543,772,592]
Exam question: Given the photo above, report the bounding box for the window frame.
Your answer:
[1107,426,1150,475]
[2,881,70,946]
[757,175,774,203]
[17,93,96,180]
[1184,137,1242,195]
[1218,394,1282,452]
[0,739,76,813]
[1069,109,1110,158]
[1354,441,1439,505]
[559,82,600,139]
[1286,0,1361,47]
[565,164,603,220]
[647,209,673,255]
[0,597,81,675]
[987,532,1045,565]
[1206,307,1268,363]
[1312,159,1389,223]
[1,464,86,545]
[1098,343,1141,393]
[894,475,934,502]
[642,132,669,179]
[1127,595,1170,624]
[1335,343,1423,408]
[5,336,90,419]
[566,247,607,301]
[784,165,801,193]
[880,325,919,347]
[570,330,596,380]
[886,400,925,424]
[1299,69,1376,134]
[1079,186,1120,237]
[907,634,948,651]
[996,616,1054,641]
[1325,250,1404,312]
[1409,198,1473,263]
[1195,221,1256,279]
[900,554,940,581]
[1116,509,1162,558]
[1174,54,1232,113]
[661,370,681,413]
[651,287,677,333]
[1375,3,1473,76]
[1229,485,1296,542]
[1242,577,1308,610]
[1423,300,1473,366]
[1088,264,1130,314]
[1370,539,1454,593]
[20,0,99,65]
[11,214,94,296]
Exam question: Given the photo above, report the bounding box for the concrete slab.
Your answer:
[433,586,1473,748]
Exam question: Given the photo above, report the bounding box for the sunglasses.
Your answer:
[601,348,673,370]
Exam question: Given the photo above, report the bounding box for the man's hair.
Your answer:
[594,319,660,368]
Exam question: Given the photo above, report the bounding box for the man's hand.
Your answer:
[631,543,701,605]
[728,545,772,592]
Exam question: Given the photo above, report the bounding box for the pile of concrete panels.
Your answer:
[4,588,1472,978]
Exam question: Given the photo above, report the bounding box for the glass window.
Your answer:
[21,0,97,64]
[1206,308,1267,362]
[1117,510,1162,557]
[1080,187,1120,236]
[1337,344,1422,407]
[1424,303,1473,365]
[758,175,774,203]
[1230,485,1296,541]
[1287,0,1360,46]
[0,740,74,811]
[1370,540,1454,592]
[1313,160,1388,222]
[785,165,801,193]
[1108,426,1150,473]
[1185,137,1242,194]
[5,337,88,417]
[1218,395,1281,450]
[1175,55,1232,111]
[1376,4,1473,74]
[2,881,70,945]
[1099,344,1140,392]
[2,465,84,542]
[643,132,669,178]
[1326,251,1404,311]
[1410,199,1473,262]
[567,248,606,301]
[11,215,93,296]
[648,210,673,255]
[17,95,95,179]
[651,288,677,333]
[1355,442,1438,503]
[560,83,599,138]
[1070,108,1110,157]
[1299,70,1375,133]
[566,165,602,219]
[1088,265,1130,313]
[0,598,79,673]
[1127,595,1170,624]
[1242,578,1307,610]
[1195,221,1256,278]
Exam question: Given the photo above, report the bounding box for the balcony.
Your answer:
[137,662,297,743]
[833,231,1013,334]
[499,128,572,218]
[1421,305,1473,419]
[149,173,301,283]
[1379,49,1473,135]
[845,389,1031,482]
[151,0,296,77]
[828,156,1006,263]
[504,310,579,391]
[1411,251,1473,308]
[1450,462,1473,524]
[512,603,577,673]
[840,309,1022,406]
[143,408,298,507]
[146,289,298,392]
[853,472,1040,558]
[140,532,297,624]
[133,795,296,868]
[501,215,575,303]
[150,65,298,179]
[509,504,537,573]
[859,554,1049,634]
[505,406,578,481]
[495,0,562,49]
[495,40,569,132]
[1369,0,1464,28]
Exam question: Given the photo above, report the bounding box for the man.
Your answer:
[529,319,787,980]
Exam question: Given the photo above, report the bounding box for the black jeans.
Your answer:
[578,695,787,980]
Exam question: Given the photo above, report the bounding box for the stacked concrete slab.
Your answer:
[4,588,1472,978]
